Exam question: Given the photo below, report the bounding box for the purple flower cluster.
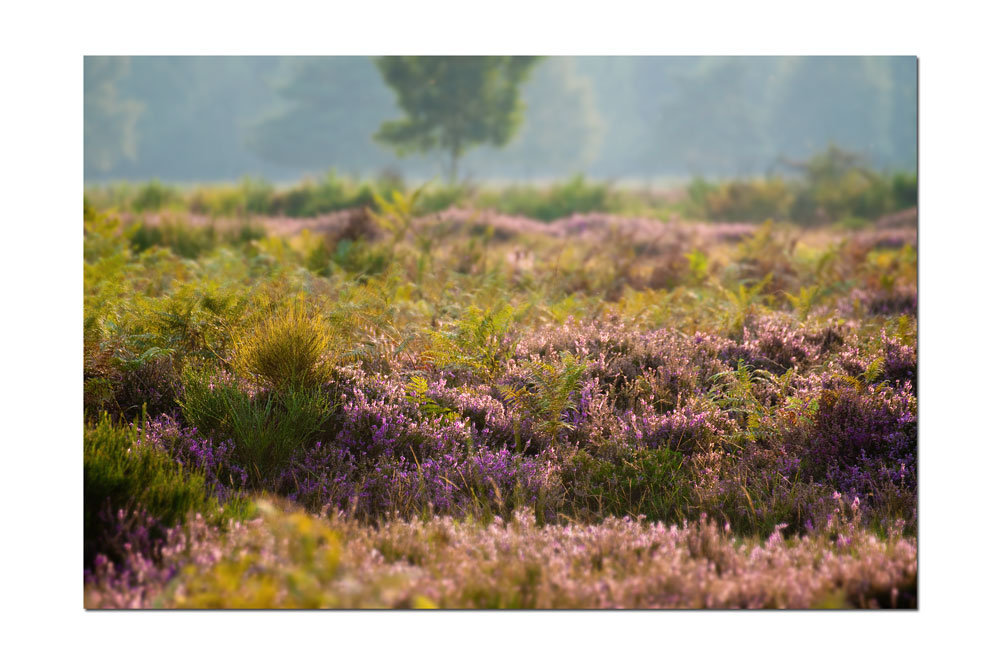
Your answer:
[139,414,249,502]
[278,441,544,521]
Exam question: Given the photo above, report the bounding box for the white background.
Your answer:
[2,0,997,661]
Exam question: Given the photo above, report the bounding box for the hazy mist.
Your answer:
[84,55,916,184]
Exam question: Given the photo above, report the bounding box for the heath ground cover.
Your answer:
[83,182,916,608]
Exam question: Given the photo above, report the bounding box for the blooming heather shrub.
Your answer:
[867,284,917,318]
[277,442,357,514]
[604,400,734,457]
[786,381,916,514]
[333,381,469,461]
[516,321,719,414]
[86,502,917,609]
[880,330,917,388]
[739,316,821,372]
[836,330,916,392]
[437,384,523,451]
[89,505,166,571]
[140,414,249,503]
[841,285,917,318]
[277,441,545,523]
[358,449,544,521]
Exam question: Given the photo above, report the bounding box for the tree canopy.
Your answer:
[374,56,541,180]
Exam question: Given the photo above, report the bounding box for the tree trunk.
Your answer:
[448,146,460,183]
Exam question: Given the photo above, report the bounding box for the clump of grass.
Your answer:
[565,446,692,523]
[179,368,334,486]
[232,302,334,391]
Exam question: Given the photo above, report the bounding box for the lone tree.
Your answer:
[374,56,540,181]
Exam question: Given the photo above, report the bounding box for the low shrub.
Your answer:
[179,369,334,485]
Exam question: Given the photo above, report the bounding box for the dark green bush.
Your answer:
[483,175,615,221]
[129,220,264,258]
[179,369,334,485]
[131,180,182,213]
[267,171,388,217]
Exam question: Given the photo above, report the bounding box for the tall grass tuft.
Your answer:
[179,368,334,486]
[232,302,334,391]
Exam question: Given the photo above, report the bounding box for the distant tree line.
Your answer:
[85,56,916,182]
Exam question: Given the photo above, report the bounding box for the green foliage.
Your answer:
[268,170,385,217]
[709,360,774,448]
[500,352,586,448]
[685,147,916,224]
[685,176,793,222]
[374,56,541,180]
[405,376,458,422]
[87,144,913,229]
[481,175,614,221]
[432,304,516,380]
[327,278,408,369]
[685,249,710,283]
[232,302,334,391]
[84,204,130,263]
[84,413,232,565]
[371,188,419,246]
[179,368,333,485]
[862,356,886,384]
[787,146,916,223]
[566,447,691,522]
[189,178,275,218]
[411,182,468,215]
[129,220,263,259]
[722,274,773,335]
[785,285,821,321]
[131,180,182,213]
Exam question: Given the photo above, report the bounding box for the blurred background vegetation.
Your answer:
[84,56,916,185]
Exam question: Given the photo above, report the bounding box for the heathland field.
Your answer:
[83,176,916,608]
